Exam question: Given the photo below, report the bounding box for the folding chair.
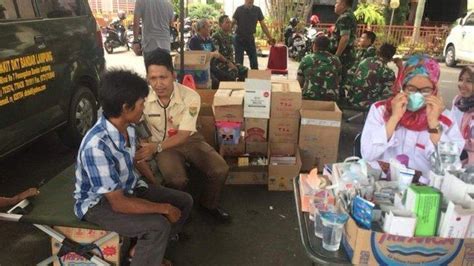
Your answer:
[0,171,115,266]
[266,44,289,77]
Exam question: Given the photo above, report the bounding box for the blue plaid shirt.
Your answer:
[74,115,138,219]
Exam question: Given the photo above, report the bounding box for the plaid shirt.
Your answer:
[74,115,138,219]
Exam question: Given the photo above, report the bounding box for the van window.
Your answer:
[36,0,85,18]
[0,0,36,20]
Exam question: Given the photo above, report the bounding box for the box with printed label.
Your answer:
[226,156,268,185]
[244,78,272,119]
[405,185,441,237]
[51,226,120,266]
[213,85,245,122]
[342,215,474,266]
[269,117,300,144]
[174,51,211,89]
[270,80,302,118]
[219,137,245,157]
[247,69,272,80]
[299,100,342,171]
[268,143,302,191]
[244,118,268,142]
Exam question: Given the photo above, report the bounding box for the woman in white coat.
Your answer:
[361,55,465,177]
[451,66,474,165]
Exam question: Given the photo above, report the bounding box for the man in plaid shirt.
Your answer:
[74,69,192,265]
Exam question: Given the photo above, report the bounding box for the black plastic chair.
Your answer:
[353,132,362,158]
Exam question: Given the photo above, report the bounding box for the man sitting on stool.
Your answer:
[135,49,232,223]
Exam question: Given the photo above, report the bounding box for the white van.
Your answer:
[444,11,474,67]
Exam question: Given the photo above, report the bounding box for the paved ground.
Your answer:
[0,47,464,265]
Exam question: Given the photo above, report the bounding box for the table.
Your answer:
[293,176,352,265]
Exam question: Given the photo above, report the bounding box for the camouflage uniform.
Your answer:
[355,46,376,63]
[212,29,248,81]
[345,45,377,92]
[330,9,357,100]
[347,56,395,108]
[297,51,342,101]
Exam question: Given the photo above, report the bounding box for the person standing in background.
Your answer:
[232,0,275,69]
[331,0,357,101]
[132,0,174,56]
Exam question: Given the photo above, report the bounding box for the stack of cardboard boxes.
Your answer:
[267,80,302,191]
[203,71,341,191]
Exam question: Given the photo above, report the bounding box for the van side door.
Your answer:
[0,0,55,157]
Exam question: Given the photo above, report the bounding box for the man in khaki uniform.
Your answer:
[135,49,231,223]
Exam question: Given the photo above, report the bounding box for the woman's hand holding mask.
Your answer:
[391,93,408,122]
[425,95,445,128]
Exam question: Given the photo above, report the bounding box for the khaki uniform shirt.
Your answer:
[143,82,200,142]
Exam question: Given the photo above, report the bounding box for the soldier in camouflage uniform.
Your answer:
[331,0,357,101]
[297,36,342,101]
[355,30,377,63]
[212,15,248,81]
[348,43,399,108]
[345,30,377,93]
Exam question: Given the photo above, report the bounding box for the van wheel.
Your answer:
[58,87,97,148]
[104,41,114,54]
[445,46,457,67]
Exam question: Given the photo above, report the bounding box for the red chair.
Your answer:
[266,44,288,76]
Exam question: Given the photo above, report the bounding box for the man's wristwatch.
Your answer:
[156,143,163,153]
[428,124,443,134]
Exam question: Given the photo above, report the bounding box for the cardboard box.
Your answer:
[405,185,441,237]
[270,80,302,118]
[213,87,245,122]
[218,81,245,90]
[342,216,474,265]
[216,121,242,145]
[269,117,299,144]
[439,201,474,238]
[197,105,216,149]
[268,143,302,191]
[174,51,211,89]
[219,137,245,157]
[246,141,268,156]
[383,210,417,237]
[244,79,272,119]
[247,69,271,80]
[197,89,216,106]
[51,226,120,266]
[244,118,268,142]
[299,100,342,171]
[227,165,268,185]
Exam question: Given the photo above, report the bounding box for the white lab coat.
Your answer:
[361,102,465,177]
[451,96,474,165]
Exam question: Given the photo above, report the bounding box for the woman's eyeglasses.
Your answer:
[404,85,433,95]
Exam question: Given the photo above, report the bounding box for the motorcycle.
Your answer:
[170,26,180,51]
[289,31,307,62]
[104,19,129,54]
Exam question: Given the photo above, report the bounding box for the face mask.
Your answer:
[407,92,425,112]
